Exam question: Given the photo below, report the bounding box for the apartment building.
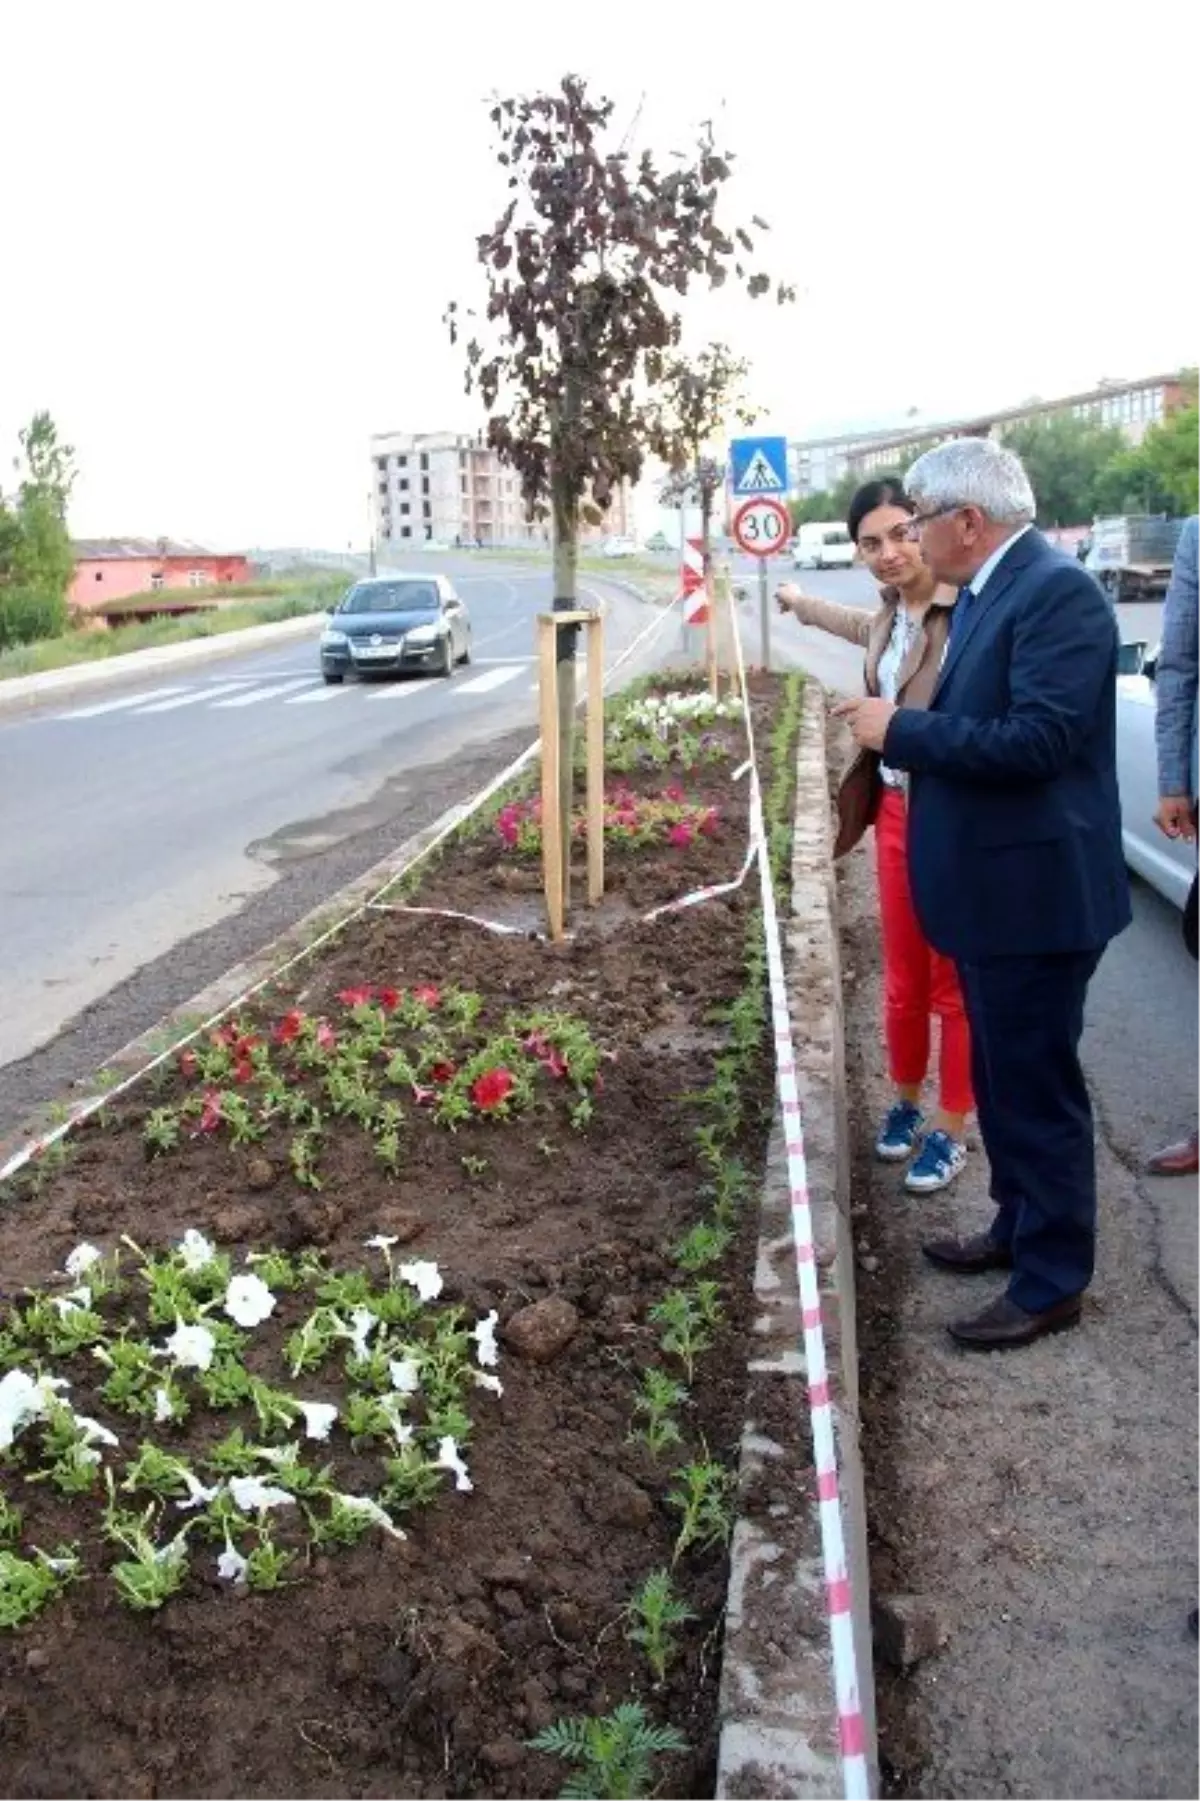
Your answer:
[370,431,529,548]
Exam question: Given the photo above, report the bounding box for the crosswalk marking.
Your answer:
[210,678,318,708]
[285,683,354,705]
[455,666,525,695]
[60,686,189,719]
[366,682,424,703]
[135,682,252,713]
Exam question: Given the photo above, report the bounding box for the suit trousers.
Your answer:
[956,949,1103,1312]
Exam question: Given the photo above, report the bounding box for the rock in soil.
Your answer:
[211,1203,270,1242]
[480,1737,525,1771]
[244,1155,277,1192]
[872,1593,951,1671]
[375,1206,425,1243]
[504,1296,580,1362]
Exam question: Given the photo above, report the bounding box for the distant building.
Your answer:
[370,430,635,549]
[69,539,250,610]
[789,372,1190,498]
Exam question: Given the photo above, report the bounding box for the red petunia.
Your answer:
[664,782,685,803]
[544,1047,569,1080]
[412,1083,437,1108]
[198,1089,223,1134]
[273,1010,305,1045]
[429,1060,457,1085]
[376,986,401,1012]
[699,807,719,837]
[178,1050,198,1079]
[211,1023,239,1048]
[315,1021,338,1052]
[667,821,694,848]
[337,985,374,1008]
[412,985,441,1010]
[471,1067,515,1113]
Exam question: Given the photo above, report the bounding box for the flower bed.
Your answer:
[0,671,803,1801]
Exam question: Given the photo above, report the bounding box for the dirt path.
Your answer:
[839,838,1199,1800]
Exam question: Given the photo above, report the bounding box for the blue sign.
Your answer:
[730,435,788,496]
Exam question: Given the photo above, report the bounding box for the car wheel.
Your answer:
[459,631,472,667]
[323,672,344,685]
[437,635,454,679]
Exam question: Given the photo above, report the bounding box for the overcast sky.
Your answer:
[1,0,1193,550]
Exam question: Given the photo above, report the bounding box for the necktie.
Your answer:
[948,583,975,650]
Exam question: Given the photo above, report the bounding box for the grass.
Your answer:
[0,579,346,683]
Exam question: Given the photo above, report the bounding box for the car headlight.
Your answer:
[322,629,348,646]
[405,624,440,645]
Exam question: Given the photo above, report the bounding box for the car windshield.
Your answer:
[340,581,439,614]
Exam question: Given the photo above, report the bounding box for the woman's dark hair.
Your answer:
[846,478,913,543]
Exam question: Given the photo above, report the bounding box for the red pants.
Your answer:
[874,787,973,1115]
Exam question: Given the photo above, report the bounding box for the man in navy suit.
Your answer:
[835,437,1131,1350]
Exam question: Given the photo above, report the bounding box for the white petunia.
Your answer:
[0,1370,70,1450]
[177,1470,221,1510]
[37,1550,80,1576]
[378,1394,414,1444]
[51,1285,93,1317]
[471,1310,500,1369]
[345,1306,377,1358]
[335,1493,407,1540]
[364,1234,399,1251]
[296,1401,338,1441]
[216,1541,249,1583]
[164,1320,216,1372]
[177,1228,217,1272]
[153,1386,176,1424]
[472,1370,504,1397]
[63,1243,102,1279]
[73,1414,119,1449]
[398,1260,443,1303]
[228,1476,295,1514]
[435,1435,473,1493]
[223,1273,276,1329]
[388,1357,421,1395]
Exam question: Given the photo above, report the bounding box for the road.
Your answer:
[0,560,671,1124]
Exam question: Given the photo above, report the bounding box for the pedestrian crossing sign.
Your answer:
[730,435,788,496]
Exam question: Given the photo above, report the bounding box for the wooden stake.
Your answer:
[586,612,605,905]
[705,565,719,697]
[538,616,565,941]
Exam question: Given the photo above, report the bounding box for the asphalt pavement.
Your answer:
[0,560,670,1110]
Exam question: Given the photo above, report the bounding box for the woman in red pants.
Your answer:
[778,479,972,1193]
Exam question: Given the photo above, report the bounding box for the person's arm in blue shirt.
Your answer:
[882,568,1115,784]
[1154,516,1198,807]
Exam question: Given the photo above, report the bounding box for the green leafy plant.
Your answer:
[670,1221,732,1273]
[629,1368,686,1458]
[649,1289,714,1383]
[142,1107,181,1156]
[0,1546,78,1628]
[624,1568,695,1684]
[528,1702,687,1800]
[245,1528,294,1591]
[379,1445,443,1514]
[667,1457,736,1563]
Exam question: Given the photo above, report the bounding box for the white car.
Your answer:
[600,536,639,559]
[793,522,856,570]
[1115,640,1195,909]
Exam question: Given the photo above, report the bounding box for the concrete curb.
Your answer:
[0,612,326,715]
[717,682,877,1798]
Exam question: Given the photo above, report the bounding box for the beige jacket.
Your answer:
[789,584,958,855]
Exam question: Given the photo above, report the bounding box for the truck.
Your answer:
[1083,515,1185,603]
[792,521,856,571]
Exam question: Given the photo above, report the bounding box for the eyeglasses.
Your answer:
[904,505,960,538]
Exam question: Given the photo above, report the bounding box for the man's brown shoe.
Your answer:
[1147,1132,1199,1177]
[922,1231,1013,1275]
[948,1292,1081,1351]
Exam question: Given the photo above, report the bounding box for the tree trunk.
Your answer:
[550,456,579,908]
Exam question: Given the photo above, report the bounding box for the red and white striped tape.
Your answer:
[729,617,872,1798]
[365,901,541,938]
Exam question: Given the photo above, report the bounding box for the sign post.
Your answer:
[731,494,790,671]
[729,436,790,673]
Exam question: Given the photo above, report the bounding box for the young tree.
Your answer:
[0,412,76,649]
[1092,404,1199,517]
[659,341,755,574]
[448,75,791,892]
[998,412,1127,526]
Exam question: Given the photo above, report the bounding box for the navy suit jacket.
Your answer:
[883,529,1131,961]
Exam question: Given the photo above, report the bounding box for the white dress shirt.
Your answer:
[970,523,1033,596]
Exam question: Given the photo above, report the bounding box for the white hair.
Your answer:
[905,436,1036,525]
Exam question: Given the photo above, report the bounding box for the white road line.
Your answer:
[58,687,189,719]
[455,666,525,696]
[284,682,354,705]
[134,682,251,713]
[210,678,318,708]
[365,681,425,702]
[473,657,535,666]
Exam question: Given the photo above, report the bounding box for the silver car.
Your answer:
[1115,640,1195,909]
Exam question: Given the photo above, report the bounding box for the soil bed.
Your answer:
[0,673,802,1800]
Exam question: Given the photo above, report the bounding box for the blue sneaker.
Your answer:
[875,1100,924,1162]
[905,1129,968,1194]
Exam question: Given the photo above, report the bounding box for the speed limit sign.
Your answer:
[732,495,790,558]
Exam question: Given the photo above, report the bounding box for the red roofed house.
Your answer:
[70,539,251,612]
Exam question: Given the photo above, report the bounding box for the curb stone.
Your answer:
[716,682,877,1799]
[0,612,327,715]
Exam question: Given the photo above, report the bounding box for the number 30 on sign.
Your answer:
[732,496,789,558]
